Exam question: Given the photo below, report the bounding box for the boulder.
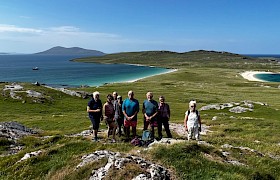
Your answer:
[229,106,253,113]
[77,150,171,179]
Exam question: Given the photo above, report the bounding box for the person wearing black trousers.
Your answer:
[157,96,172,139]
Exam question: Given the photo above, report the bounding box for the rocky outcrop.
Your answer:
[169,123,212,137]
[77,150,171,180]
[221,144,280,161]
[17,150,43,163]
[3,83,47,103]
[2,83,91,103]
[43,85,91,98]
[0,121,37,140]
[229,106,253,113]
[0,121,37,156]
[199,100,267,113]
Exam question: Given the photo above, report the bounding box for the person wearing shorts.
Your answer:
[142,92,158,140]
[122,90,139,141]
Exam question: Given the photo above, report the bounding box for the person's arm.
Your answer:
[150,111,158,119]
[142,102,146,114]
[87,106,100,113]
[167,104,170,119]
[198,115,202,132]
[151,101,158,119]
[103,104,107,117]
[184,114,188,131]
[114,102,119,120]
[122,100,128,120]
[142,102,149,120]
[123,110,129,120]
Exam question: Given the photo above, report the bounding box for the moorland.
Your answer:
[1,50,280,179]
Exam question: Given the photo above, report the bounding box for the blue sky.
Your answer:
[0,0,279,54]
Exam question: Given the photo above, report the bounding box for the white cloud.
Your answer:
[48,26,80,32]
[0,24,42,33]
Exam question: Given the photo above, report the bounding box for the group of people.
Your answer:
[87,90,202,142]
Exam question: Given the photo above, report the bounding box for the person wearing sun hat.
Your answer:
[183,100,202,141]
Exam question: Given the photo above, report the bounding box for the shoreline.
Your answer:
[87,68,178,87]
[240,71,273,82]
[125,68,178,83]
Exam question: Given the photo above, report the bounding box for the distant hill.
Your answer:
[34,46,106,56]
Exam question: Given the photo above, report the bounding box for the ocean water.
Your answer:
[244,54,280,58]
[0,55,172,87]
[245,54,280,82]
[254,73,280,82]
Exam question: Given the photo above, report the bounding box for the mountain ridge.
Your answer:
[34,46,106,56]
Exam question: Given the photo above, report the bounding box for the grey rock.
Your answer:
[200,104,221,111]
[18,150,43,162]
[77,150,171,180]
[212,116,218,121]
[197,141,214,147]
[26,90,43,98]
[221,144,233,149]
[0,122,37,156]
[220,103,234,109]
[0,121,37,140]
[227,160,246,166]
[222,151,230,157]
[229,106,253,113]
[132,174,149,180]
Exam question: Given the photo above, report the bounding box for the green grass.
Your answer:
[1,50,280,179]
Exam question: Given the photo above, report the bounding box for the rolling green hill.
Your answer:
[1,50,280,179]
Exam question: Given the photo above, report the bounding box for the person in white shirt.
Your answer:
[184,100,202,141]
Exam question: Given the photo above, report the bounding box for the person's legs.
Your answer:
[143,118,149,130]
[90,117,99,141]
[111,123,117,142]
[163,121,172,138]
[117,118,122,136]
[107,123,111,138]
[132,126,137,138]
[150,125,155,140]
[131,121,137,138]
[93,129,98,141]
[194,126,200,140]
[157,120,163,139]
[126,126,130,140]
[187,126,194,141]
[123,119,130,141]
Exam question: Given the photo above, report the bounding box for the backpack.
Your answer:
[131,137,142,146]
[142,130,151,141]
[187,110,199,118]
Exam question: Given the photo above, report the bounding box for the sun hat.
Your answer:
[189,100,196,107]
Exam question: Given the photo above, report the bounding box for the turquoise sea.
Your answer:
[254,73,280,82]
[245,54,280,82]
[0,55,173,88]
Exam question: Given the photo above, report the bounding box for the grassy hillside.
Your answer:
[1,50,280,179]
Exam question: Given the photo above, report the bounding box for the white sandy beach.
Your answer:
[126,68,178,83]
[240,71,273,82]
